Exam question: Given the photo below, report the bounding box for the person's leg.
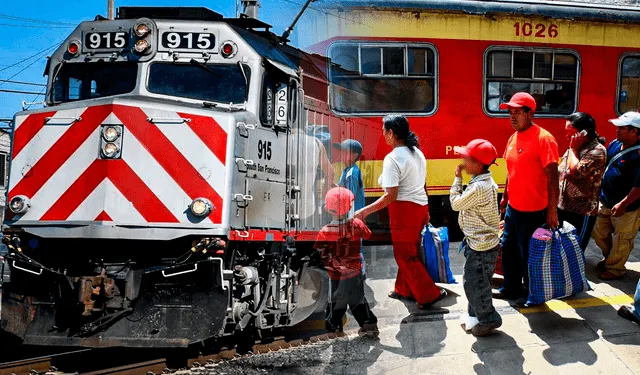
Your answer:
[558,208,589,250]
[347,274,378,327]
[516,209,547,295]
[389,201,441,304]
[500,205,524,298]
[465,245,501,325]
[579,215,598,251]
[605,209,640,277]
[326,279,347,331]
[592,210,614,260]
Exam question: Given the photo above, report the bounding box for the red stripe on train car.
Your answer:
[12,111,56,158]
[41,159,178,222]
[112,105,224,223]
[178,112,228,165]
[8,105,112,200]
[94,210,113,221]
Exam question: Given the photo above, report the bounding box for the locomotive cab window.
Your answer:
[618,55,640,114]
[148,63,250,105]
[328,42,437,115]
[484,48,579,115]
[52,62,138,103]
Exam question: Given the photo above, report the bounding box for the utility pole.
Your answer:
[241,0,259,19]
[107,0,115,20]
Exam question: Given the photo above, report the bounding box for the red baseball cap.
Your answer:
[454,139,499,166]
[325,187,354,216]
[499,92,537,112]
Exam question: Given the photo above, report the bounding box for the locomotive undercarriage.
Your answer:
[0,233,324,348]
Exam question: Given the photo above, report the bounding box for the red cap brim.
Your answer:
[499,102,523,110]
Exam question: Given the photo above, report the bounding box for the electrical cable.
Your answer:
[0,43,60,89]
[0,13,76,26]
[0,79,45,86]
[0,88,45,95]
[0,40,64,73]
[0,23,74,29]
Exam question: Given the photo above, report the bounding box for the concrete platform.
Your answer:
[212,236,640,375]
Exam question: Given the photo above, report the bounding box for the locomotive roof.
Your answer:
[323,0,640,23]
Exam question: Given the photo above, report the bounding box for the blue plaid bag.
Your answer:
[421,224,456,284]
[527,221,591,306]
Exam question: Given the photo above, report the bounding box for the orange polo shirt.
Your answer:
[504,124,559,212]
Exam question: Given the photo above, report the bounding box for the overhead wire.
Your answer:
[0,23,74,29]
[0,88,46,95]
[280,0,375,29]
[0,79,46,87]
[0,13,76,27]
[0,40,64,73]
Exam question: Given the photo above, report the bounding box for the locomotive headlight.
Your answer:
[9,195,31,214]
[102,126,120,142]
[134,39,150,54]
[134,23,151,37]
[190,198,213,217]
[102,143,119,158]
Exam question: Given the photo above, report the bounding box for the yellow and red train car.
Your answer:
[297,0,640,236]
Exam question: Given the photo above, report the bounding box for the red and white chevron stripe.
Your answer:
[7,103,228,225]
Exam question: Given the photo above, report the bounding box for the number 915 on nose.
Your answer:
[160,32,216,51]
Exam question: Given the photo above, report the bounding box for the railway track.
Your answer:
[0,329,352,375]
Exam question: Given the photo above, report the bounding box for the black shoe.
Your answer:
[471,320,502,337]
[358,323,380,338]
[417,289,448,309]
[514,297,530,308]
[617,306,640,324]
[493,290,519,300]
[596,259,607,273]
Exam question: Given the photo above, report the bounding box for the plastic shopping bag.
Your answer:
[421,224,456,284]
[527,221,591,306]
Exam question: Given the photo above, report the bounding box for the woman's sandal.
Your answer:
[416,289,448,309]
[388,291,415,301]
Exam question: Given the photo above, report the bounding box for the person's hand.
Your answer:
[546,207,559,229]
[455,163,465,178]
[499,195,508,216]
[612,201,627,217]
[354,209,367,221]
[570,131,588,154]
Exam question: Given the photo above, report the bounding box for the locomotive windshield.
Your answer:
[52,62,138,103]
[147,63,250,104]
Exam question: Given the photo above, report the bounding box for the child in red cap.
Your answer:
[315,187,378,337]
[450,139,502,337]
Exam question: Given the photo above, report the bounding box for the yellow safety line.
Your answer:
[520,293,635,314]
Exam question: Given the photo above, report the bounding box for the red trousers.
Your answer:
[388,201,441,304]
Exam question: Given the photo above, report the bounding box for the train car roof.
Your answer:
[322,0,640,23]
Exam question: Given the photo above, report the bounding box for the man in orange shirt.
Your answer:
[497,92,560,306]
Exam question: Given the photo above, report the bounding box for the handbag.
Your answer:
[421,224,456,284]
[527,221,591,305]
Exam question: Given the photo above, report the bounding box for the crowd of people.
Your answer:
[313,91,640,339]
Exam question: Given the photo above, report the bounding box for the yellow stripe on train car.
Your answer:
[309,10,640,49]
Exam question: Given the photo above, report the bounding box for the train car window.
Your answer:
[485,48,579,116]
[618,55,640,114]
[52,62,137,103]
[148,63,250,105]
[328,42,437,115]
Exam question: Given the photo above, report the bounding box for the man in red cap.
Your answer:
[315,187,379,337]
[451,139,502,336]
[497,92,560,306]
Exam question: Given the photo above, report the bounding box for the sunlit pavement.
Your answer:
[212,237,640,375]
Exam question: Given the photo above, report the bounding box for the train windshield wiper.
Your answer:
[189,59,221,78]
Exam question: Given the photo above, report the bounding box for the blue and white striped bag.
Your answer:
[527,221,591,305]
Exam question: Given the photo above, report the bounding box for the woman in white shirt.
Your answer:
[355,115,447,309]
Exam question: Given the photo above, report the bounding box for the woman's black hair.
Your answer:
[383,115,420,152]
[567,112,605,143]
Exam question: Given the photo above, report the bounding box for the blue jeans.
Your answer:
[631,279,640,321]
[500,205,547,298]
[462,240,501,325]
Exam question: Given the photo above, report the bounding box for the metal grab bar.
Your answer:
[12,260,43,276]
[161,263,198,278]
[146,117,191,124]
[44,117,81,124]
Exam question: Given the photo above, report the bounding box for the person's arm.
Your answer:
[545,163,560,228]
[449,164,482,212]
[354,187,398,220]
[566,132,589,172]
[612,189,640,216]
[499,176,509,215]
[318,141,334,196]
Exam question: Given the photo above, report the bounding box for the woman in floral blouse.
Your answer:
[558,112,607,251]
